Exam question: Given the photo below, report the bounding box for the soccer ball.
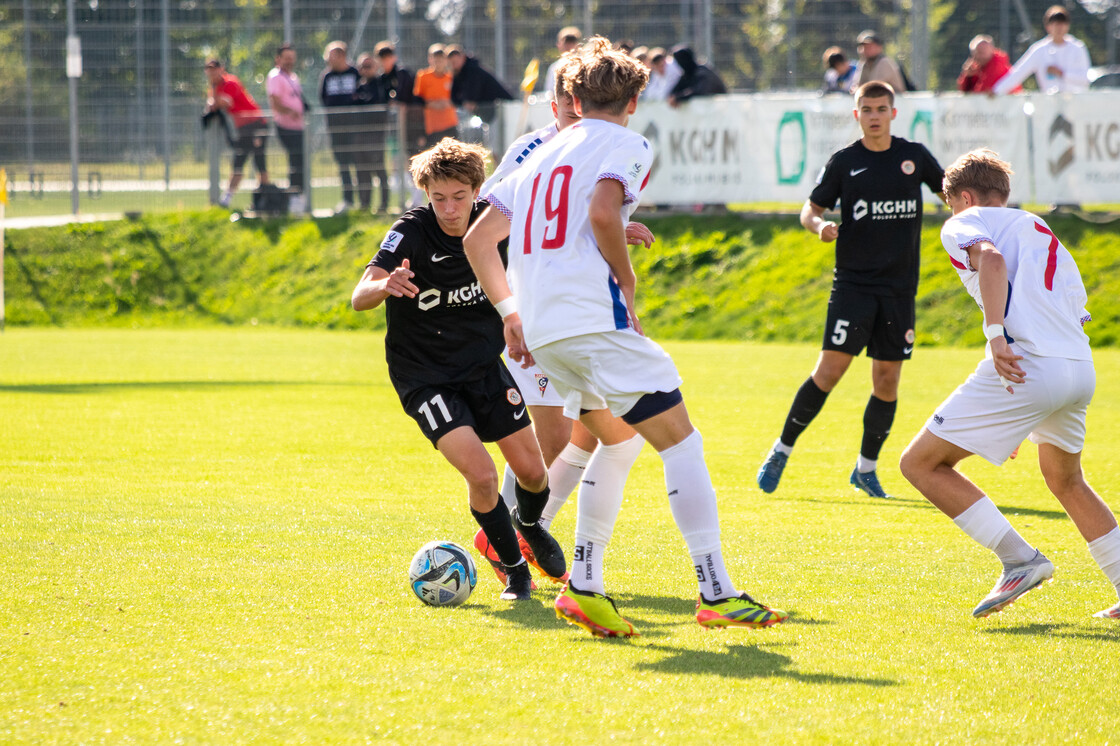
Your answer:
[408,540,477,606]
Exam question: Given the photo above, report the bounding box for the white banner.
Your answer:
[497,90,1120,206]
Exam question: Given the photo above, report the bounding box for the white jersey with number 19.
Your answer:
[484,118,653,351]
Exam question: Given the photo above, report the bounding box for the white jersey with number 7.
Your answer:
[484,118,653,351]
[940,205,1091,360]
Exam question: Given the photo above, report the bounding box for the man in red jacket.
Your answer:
[957,35,1018,93]
[205,58,270,207]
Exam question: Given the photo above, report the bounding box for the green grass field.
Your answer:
[3,329,1119,743]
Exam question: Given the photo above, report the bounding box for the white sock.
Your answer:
[772,438,792,456]
[660,430,737,601]
[953,497,1035,567]
[857,455,877,473]
[498,463,517,510]
[539,442,594,530]
[570,437,642,594]
[1088,526,1120,599]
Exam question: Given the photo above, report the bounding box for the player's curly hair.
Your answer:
[563,36,648,115]
[409,138,489,191]
[942,148,1013,202]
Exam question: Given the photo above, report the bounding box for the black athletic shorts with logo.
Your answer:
[821,283,915,361]
[398,359,530,447]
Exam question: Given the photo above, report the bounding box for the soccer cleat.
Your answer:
[473,528,536,589]
[554,584,638,638]
[218,192,232,208]
[1092,601,1120,619]
[972,551,1054,618]
[511,508,567,582]
[696,593,789,629]
[499,561,533,601]
[850,467,892,499]
[518,532,569,584]
[756,448,789,493]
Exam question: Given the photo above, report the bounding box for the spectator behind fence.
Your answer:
[355,53,391,213]
[821,46,858,94]
[205,58,269,208]
[375,41,425,158]
[446,45,514,126]
[668,46,727,108]
[266,43,306,206]
[544,26,581,99]
[320,41,363,212]
[642,47,682,100]
[851,30,907,94]
[993,5,1090,95]
[957,35,1016,94]
[414,44,459,148]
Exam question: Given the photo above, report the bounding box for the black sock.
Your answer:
[860,395,897,461]
[470,501,522,567]
[513,481,550,525]
[779,377,830,447]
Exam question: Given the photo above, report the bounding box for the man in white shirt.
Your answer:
[641,48,682,101]
[465,36,788,637]
[993,5,1090,94]
[543,26,581,100]
[899,149,1120,621]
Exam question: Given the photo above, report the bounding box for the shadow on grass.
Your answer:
[0,380,375,395]
[980,622,1120,643]
[785,493,1069,522]
[636,641,897,686]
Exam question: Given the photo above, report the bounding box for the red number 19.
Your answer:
[523,165,573,254]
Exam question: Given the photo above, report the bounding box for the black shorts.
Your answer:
[821,284,915,361]
[399,361,530,448]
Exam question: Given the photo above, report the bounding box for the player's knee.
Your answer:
[898,444,927,486]
[461,463,500,496]
[514,462,548,492]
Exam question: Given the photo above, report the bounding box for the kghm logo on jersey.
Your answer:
[852,198,918,221]
[534,373,549,396]
[415,281,488,311]
[506,388,522,406]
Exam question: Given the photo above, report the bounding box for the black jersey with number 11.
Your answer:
[810,136,944,296]
[368,201,509,397]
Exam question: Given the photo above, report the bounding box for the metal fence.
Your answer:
[2,0,1117,218]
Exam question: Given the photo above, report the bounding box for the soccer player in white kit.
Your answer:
[464,36,788,636]
[900,149,1120,620]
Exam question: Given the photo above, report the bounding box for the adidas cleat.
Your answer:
[499,561,533,601]
[511,508,567,582]
[1092,601,1120,619]
[696,593,789,629]
[756,448,789,493]
[972,551,1054,618]
[554,584,638,638]
[850,467,892,499]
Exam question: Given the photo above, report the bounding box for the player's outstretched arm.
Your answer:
[966,241,1025,391]
[590,179,642,334]
[351,260,418,312]
[800,200,837,243]
[463,206,534,365]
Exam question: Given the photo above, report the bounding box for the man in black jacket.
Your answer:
[447,45,514,126]
[668,46,727,107]
[320,41,362,211]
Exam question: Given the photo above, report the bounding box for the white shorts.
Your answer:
[926,351,1095,465]
[504,350,565,408]
[530,329,684,421]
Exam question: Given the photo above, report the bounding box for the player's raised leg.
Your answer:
[437,426,535,600]
[1037,443,1120,618]
[900,429,1050,617]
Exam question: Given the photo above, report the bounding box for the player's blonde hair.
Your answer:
[409,138,489,191]
[563,36,648,115]
[942,148,1013,202]
[553,50,579,102]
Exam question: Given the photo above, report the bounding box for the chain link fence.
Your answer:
[1,0,1117,218]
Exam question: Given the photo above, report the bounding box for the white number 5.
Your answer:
[831,319,850,345]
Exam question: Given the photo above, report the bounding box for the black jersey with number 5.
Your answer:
[368,201,509,395]
[810,136,944,296]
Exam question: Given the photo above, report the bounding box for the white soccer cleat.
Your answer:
[972,551,1054,618]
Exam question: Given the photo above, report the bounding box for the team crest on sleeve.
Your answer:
[506,388,523,406]
[628,161,643,179]
[381,230,404,252]
[901,160,916,175]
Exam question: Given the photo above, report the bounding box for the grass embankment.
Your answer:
[4,209,1120,346]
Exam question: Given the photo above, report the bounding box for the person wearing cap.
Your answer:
[413,44,459,148]
[957,35,1016,94]
[851,31,906,94]
[642,46,683,101]
[993,5,1090,95]
[544,26,581,99]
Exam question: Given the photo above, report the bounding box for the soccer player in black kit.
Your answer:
[351,138,566,600]
[757,81,944,498]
